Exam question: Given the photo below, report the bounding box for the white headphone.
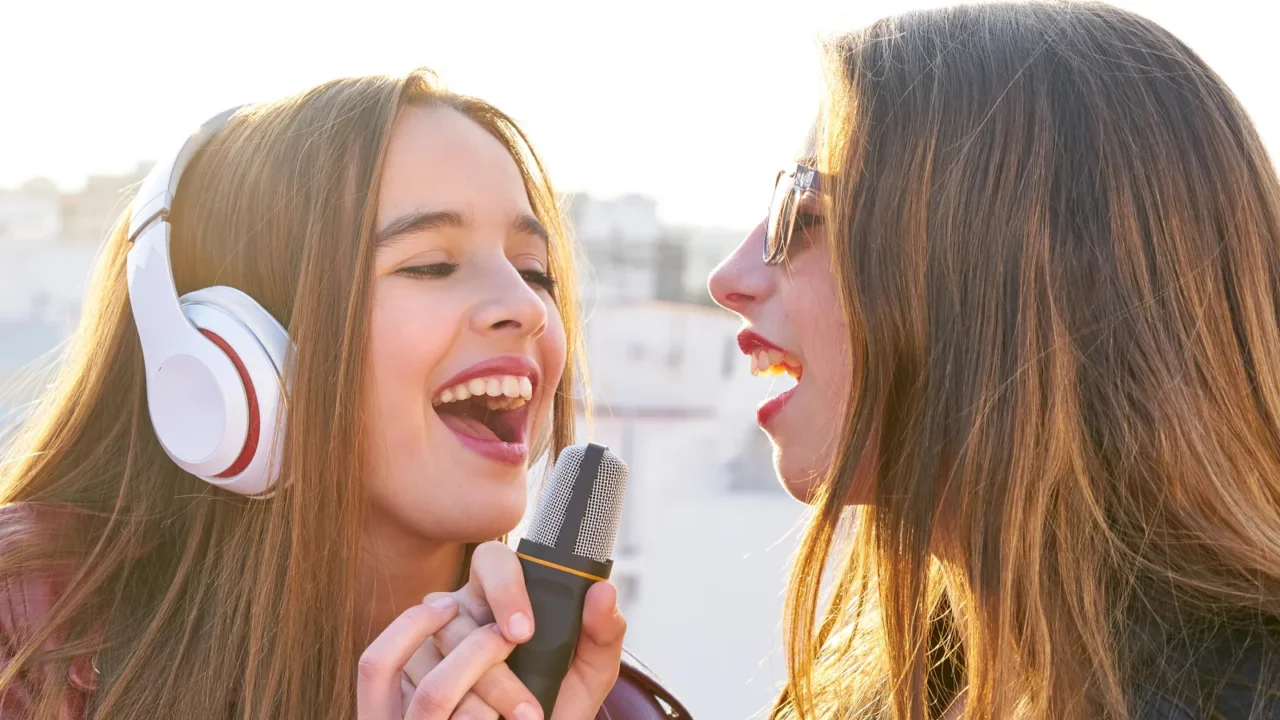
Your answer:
[125,107,290,496]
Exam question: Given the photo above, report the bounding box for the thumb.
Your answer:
[569,581,626,696]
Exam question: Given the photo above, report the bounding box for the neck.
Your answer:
[358,521,467,648]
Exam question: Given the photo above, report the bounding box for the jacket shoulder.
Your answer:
[598,655,693,719]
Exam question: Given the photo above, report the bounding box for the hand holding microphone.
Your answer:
[404,443,630,719]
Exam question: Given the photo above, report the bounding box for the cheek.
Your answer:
[777,256,855,500]
[538,300,568,399]
[786,258,851,390]
[365,284,458,445]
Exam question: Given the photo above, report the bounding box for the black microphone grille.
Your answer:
[525,444,629,563]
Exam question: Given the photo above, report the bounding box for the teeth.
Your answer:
[747,348,803,379]
[435,375,535,406]
[481,395,523,411]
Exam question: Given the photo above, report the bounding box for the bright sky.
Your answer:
[1,0,1274,231]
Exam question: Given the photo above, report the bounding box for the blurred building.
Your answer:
[0,178,61,248]
[0,170,121,426]
[58,163,150,246]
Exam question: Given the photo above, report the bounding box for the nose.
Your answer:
[472,261,549,339]
[708,219,772,315]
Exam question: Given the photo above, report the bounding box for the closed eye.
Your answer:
[521,269,557,294]
[397,262,458,279]
[395,262,555,294]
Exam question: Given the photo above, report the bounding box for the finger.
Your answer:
[580,582,627,651]
[402,632,444,686]
[463,541,534,643]
[557,582,626,717]
[399,639,446,716]
[450,691,500,720]
[357,595,460,719]
[402,674,416,716]
[432,609,543,720]
[404,624,515,720]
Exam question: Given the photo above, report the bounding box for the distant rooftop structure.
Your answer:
[0,163,153,249]
[20,177,57,194]
[59,162,151,246]
[0,180,60,247]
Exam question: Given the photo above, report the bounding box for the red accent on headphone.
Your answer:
[199,329,260,479]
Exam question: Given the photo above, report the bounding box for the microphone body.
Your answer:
[508,539,611,710]
[508,443,628,718]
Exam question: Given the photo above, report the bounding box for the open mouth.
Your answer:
[739,330,804,381]
[432,375,533,445]
[748,348,803,380]
[739,330,804,427]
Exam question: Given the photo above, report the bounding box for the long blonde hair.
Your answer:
[779,4,1280,719]
[0,68,583,718]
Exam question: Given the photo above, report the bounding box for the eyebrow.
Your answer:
[511,214,550,244]
[375,209,549,247]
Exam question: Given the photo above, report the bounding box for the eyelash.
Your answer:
[398,262,458,279]
[520,269,557,293]
[397,263,557,293]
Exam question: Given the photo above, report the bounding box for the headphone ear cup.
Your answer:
[179,287,290,496]
[181,287,289,374]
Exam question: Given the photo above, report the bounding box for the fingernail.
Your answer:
[507,612,533,641]
[513,702,542,720]
[426,594,457,610]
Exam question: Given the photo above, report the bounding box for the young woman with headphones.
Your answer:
[0,69,687,719]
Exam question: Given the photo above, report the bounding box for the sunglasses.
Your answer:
[763,163,829,265]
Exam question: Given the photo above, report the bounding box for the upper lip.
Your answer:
[435,356,541,397]
[738,330,789,357]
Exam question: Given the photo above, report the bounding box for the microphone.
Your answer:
[508,443,629,718]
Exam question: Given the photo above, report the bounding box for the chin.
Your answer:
[774,448,824,504]
[775,439,875,505]
[455,490,527,542]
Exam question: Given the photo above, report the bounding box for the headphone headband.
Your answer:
[128,106,246,243]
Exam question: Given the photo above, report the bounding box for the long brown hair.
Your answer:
[778,3,1280,719]
[0,68,583,718]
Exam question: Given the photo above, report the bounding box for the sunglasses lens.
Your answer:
[765,173,796,263]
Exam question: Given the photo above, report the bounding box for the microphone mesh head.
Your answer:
[526,444,629,563]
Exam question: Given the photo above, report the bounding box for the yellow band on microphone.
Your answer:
[516,552,608,583]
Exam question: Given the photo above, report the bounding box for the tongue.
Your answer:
[438,410,503,443]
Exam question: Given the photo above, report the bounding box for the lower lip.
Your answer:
[757,386,798,427]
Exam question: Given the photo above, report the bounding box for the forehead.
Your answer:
[376,104,533,226]
[798,119,819,163]
[800,120,819,159]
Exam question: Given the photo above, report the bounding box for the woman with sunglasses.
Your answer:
[711,3,1280,719]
